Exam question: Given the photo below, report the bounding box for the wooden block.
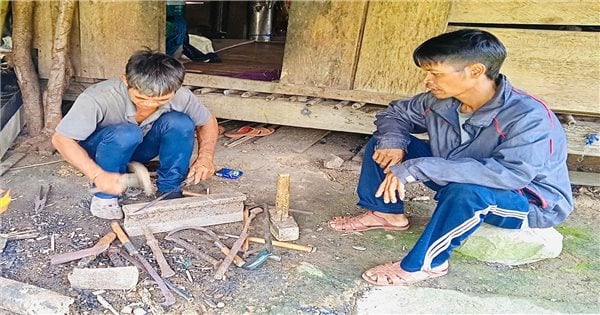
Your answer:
[0,276,74,314]
[268,207,299,242]
[123,192,246,236]
[68,266,139,290]
[275,174,291,220]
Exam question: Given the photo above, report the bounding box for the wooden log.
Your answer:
[0,276,74,314]
[123,192,246,236]
[241,91,257,98]
[68,266,139,290]
[184,72,406,106]
[195,93,377,135]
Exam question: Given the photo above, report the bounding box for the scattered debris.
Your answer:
[96,294,119,315]
[324,154,344,169]
[352,246,366,251]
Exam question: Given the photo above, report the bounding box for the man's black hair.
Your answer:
[413,29,506,80]
[125,48,185,97]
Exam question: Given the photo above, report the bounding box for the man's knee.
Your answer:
[103,124,143,148]
[159,112,195,134]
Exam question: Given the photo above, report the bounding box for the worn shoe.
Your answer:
[90,196,123,219]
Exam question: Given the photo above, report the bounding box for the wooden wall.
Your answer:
[448,0,600,115]
[353,1,451,95]
[33,1,165,80]
[280,1,368,89]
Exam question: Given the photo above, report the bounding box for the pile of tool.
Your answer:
[49,207,314,307]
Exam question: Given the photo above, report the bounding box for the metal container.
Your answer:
[249,1,274,42]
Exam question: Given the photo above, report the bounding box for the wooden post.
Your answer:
[275,174,291,221]
[269,174,299,241]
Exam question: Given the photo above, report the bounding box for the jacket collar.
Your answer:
[430,75,511,128]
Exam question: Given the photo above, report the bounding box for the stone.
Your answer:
[324,154,344,169]
[68,266,139,290]
[456,223,563,265]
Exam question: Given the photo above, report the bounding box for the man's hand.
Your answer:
[187,156,215,184]
[372,148,405,172]
[375,172,405,203]
[93,171,126,195]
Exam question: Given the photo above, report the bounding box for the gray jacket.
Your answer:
[375,75,573,228]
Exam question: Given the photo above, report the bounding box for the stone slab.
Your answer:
[123,192,246,236]
[68,266,139,290]
[356,286,572,314]
[457,223,563,266]
[0,276,74,314]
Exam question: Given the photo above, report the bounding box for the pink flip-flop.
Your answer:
[362,261,449,286]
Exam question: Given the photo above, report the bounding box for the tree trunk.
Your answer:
[43,0,76,134]
[12,0,43,136]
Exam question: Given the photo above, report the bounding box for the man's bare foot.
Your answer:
[328,211,410,232]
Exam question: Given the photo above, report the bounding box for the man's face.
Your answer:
[421,62,477,99]
[127,88,174,111]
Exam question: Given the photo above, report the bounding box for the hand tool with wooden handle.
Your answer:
[111,221,176,306]
[51,231,116,265]
[168,226,245,267]
[143,228,176,278]
[224,234,315,253]
[214,206,262,280]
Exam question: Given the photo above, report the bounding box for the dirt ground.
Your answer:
[1,123,599,314]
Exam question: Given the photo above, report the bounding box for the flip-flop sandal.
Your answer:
[254,127,275,137]
[362,261,449,286]
[328,211,410,232]
[224,126,262,138]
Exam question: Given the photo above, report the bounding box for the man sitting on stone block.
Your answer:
[328,29,573,285]
[52,49,218,220]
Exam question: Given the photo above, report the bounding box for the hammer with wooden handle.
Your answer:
[143,228,176,278]
[111,221,176,306]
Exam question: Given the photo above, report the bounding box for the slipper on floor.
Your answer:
[362,261,449,286]
[328,211,410,232]
[254,127,275,137]
[224,126,261,138]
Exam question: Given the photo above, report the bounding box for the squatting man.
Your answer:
[52,49,218,220]
[329,29,573,285]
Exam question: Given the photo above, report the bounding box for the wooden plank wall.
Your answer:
[78,1,165,79]
[353,1,451,95]
[449,0,599,25]
[279,1,367,89]
[33,1,82,79]
[447,0,600,116]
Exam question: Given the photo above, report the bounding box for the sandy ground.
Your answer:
[0,124,598,314]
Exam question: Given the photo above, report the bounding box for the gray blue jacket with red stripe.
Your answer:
[375,75,573,228]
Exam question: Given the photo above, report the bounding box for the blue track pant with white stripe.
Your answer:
[357,137,530,272]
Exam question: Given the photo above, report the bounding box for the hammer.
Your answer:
[90,162,154,196]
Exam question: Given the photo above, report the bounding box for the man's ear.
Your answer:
[468,63,486,78]
[120,75,128,86]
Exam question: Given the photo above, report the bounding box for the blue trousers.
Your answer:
[357,137,530,272]
[80,112,195,199]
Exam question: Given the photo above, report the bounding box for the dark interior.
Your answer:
[176,1,289,81]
